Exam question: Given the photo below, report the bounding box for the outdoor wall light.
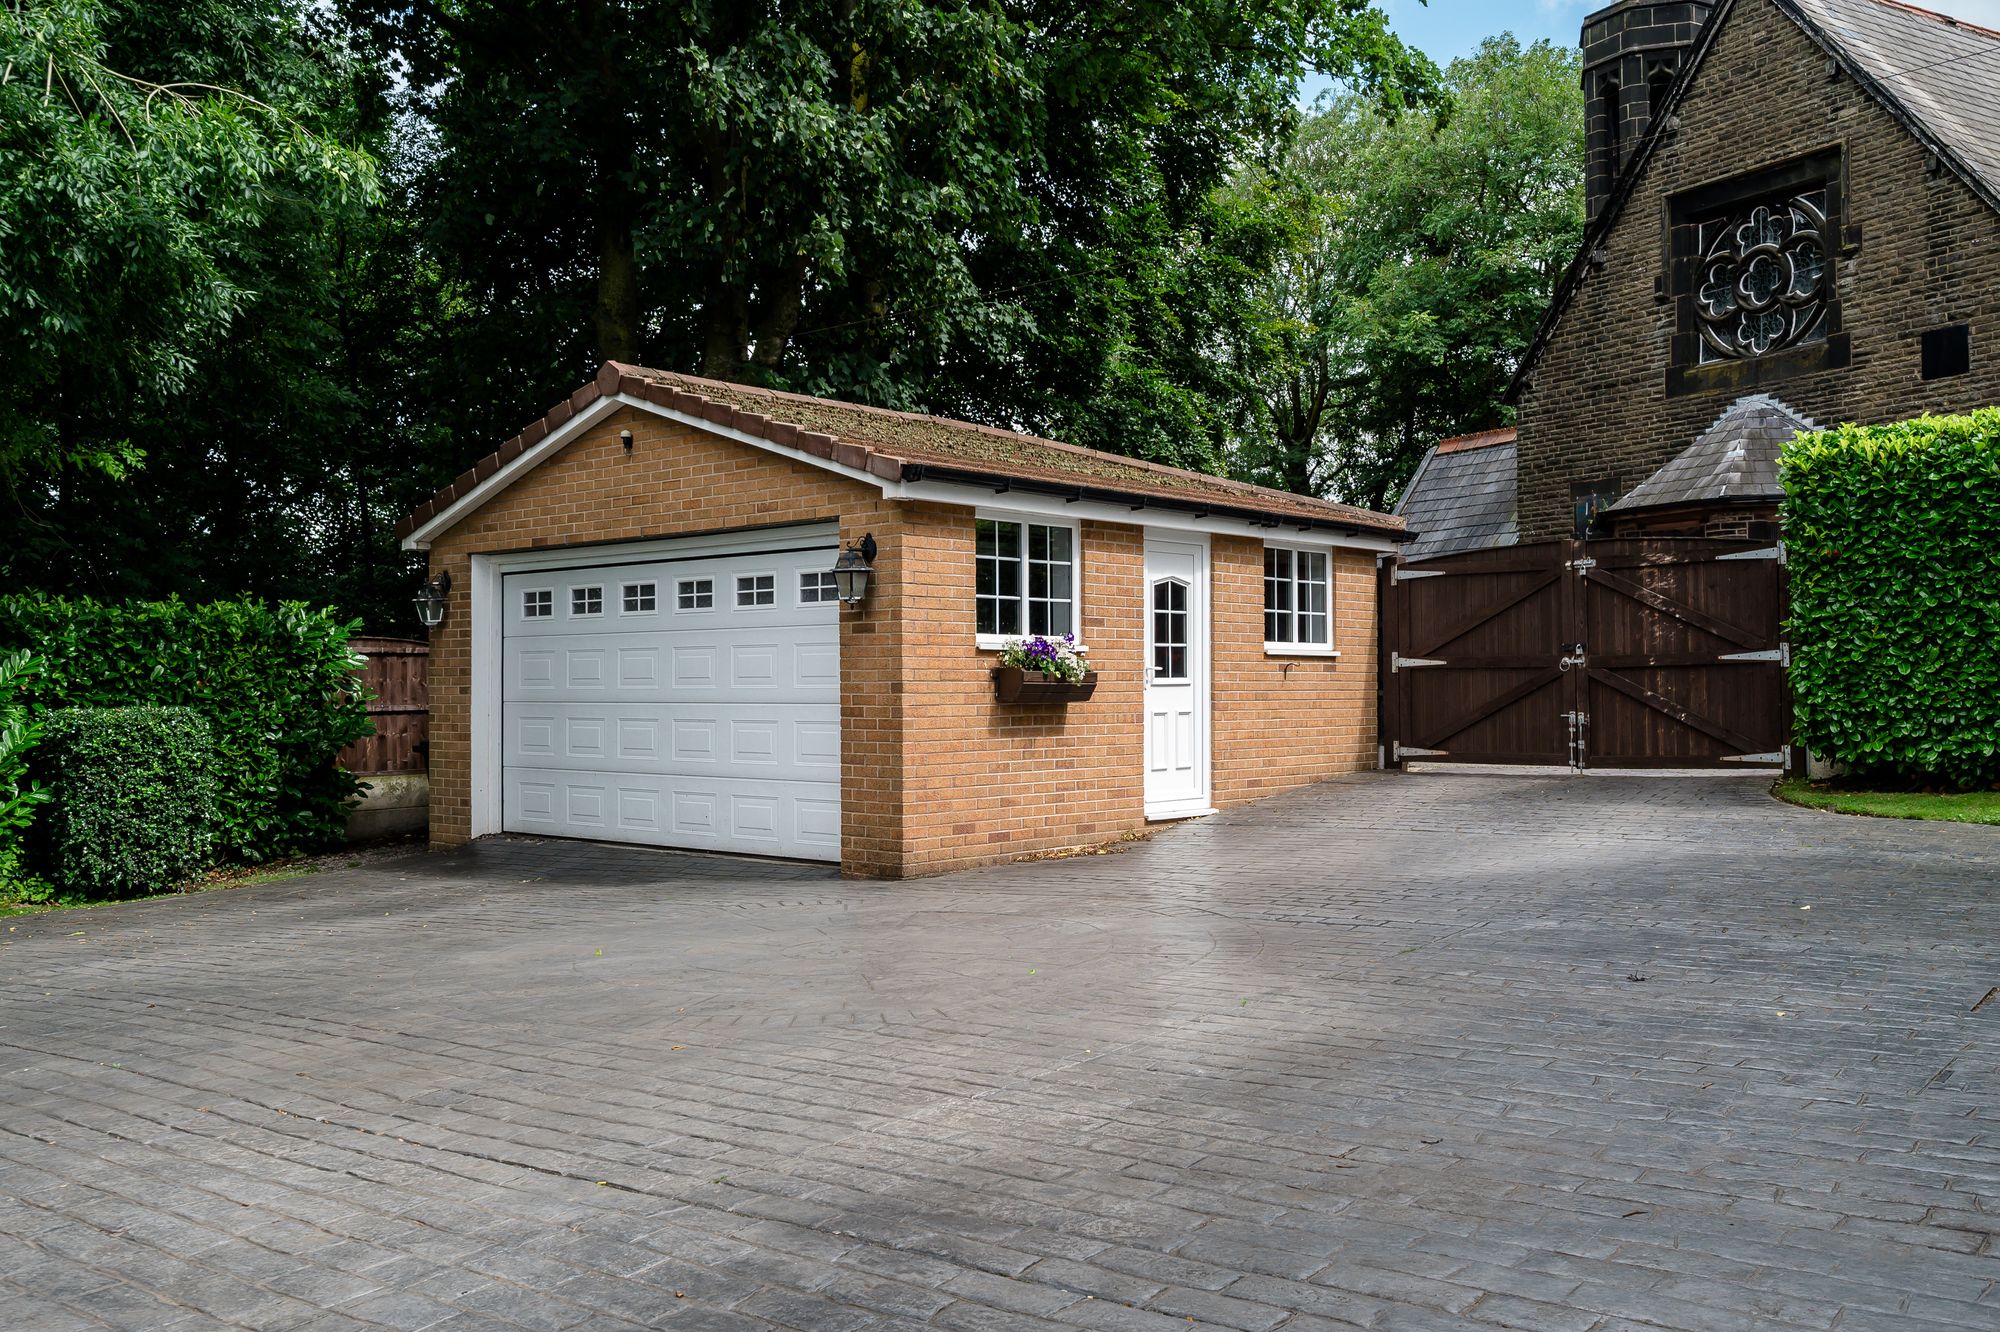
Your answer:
[414,569,452,628]
[831,533,877,605]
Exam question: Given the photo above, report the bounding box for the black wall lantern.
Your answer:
[414,569,452,628]
[831,533,877,605]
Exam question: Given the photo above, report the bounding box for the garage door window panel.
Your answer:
[621,582,656,614]
[736,574,776,607]
[977,515,1079,642]
[523,589,553,619]
[799,571,838,605]
[677,578,713,611]
[571,586,603,616]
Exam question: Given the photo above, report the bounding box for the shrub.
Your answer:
[1782,410,2000,788]
[0,650,52,898]
[34,708,218,899]
[0,598,369,862]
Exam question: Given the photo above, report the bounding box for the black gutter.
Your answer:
[898,462,1412,543]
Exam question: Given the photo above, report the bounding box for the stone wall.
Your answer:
[1518,0,2000,540]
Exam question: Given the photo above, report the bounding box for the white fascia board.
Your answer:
[403,390,1403,556]
[884,475,1403,553]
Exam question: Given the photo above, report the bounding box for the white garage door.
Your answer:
[500,528,841,860]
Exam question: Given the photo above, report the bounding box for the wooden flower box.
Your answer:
[992,667,1099,704]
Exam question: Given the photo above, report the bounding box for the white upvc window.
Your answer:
[1263,544,1336,654]
[975,513,1080,643]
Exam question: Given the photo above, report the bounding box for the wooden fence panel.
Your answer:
[337,637,429,774]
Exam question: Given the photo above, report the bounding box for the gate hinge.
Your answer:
[1391,654,1447,672]
[1723,746,1789,765]
[1717,543,1787,565]
[1566,556,1597,573]
[1720,643,1789,666]
[1391,565,1446,584]
[1392,741,1449,760]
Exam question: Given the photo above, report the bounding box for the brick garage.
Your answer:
[399,363,1403,878]
[1513,0,2000,541]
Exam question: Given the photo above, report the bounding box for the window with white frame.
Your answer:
[621,582,656,613]
[676,577,713,610]
[736,573,776,607]
[976,517,1075,638]
[522,588,553,618]
[799,570,839,604]
[1263,546,1331,649]
[570,585,603,616]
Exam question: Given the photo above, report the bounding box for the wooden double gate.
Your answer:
[1379,539,1795,770]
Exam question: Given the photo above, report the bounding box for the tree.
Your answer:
[1229,35,1584,508]
[0,2,465,629]
[339,0,1438,469]
[0,0,376,483]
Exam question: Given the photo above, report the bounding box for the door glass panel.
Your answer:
[1151,579,1188,681]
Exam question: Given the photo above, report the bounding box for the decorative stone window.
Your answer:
[1693,191,1830,363]
[1668,149,1850,396]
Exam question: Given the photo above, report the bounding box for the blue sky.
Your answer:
[1300,0,2000,101]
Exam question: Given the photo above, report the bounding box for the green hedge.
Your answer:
[1782,410,2000,788]
[0,650,51,897]
[34,708,217,898]
[0,598,369,862]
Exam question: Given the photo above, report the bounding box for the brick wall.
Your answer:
[424,405,1379,879]
[1211,539,1380,803]
[1517,0,2000,540]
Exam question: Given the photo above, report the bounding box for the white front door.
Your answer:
[1144,534,1211,818]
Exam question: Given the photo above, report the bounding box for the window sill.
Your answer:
[1264,645,1341,659]
[977,635,1089,653]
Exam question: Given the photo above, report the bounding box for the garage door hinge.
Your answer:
[1391,653,1447,672]
[1392,742,1448,760]
[1720,643,1789,666]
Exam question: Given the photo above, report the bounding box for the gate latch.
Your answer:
[1562,710,1590,769]
[1566,556,1597,573]
[1558,642,1587,673]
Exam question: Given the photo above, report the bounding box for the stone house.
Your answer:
[396,363,1404,879]
[1403,0,2000,549]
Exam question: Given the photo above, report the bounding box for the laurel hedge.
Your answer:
[1782,411,2000,788]
[0,598,369,864]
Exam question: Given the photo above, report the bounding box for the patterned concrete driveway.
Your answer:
[4,770,1999,1332]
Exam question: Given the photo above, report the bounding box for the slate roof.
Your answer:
[1608,395,1815,512]
[1394,429,1520,559]
[1790,0,2000,203]
[398,363,1406,543]
[1509,0,2000,402]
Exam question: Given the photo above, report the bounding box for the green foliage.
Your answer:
[1225,35,1585,507]
[0,650,53,897]
[0,1,439,633]
[0,598,369,861]
[0,0,377,484]
[33,708,217,898]
[1782,412,2000,788]
[339,0,1438,472]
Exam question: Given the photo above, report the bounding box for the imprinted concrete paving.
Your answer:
[2,769,1998,1331]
